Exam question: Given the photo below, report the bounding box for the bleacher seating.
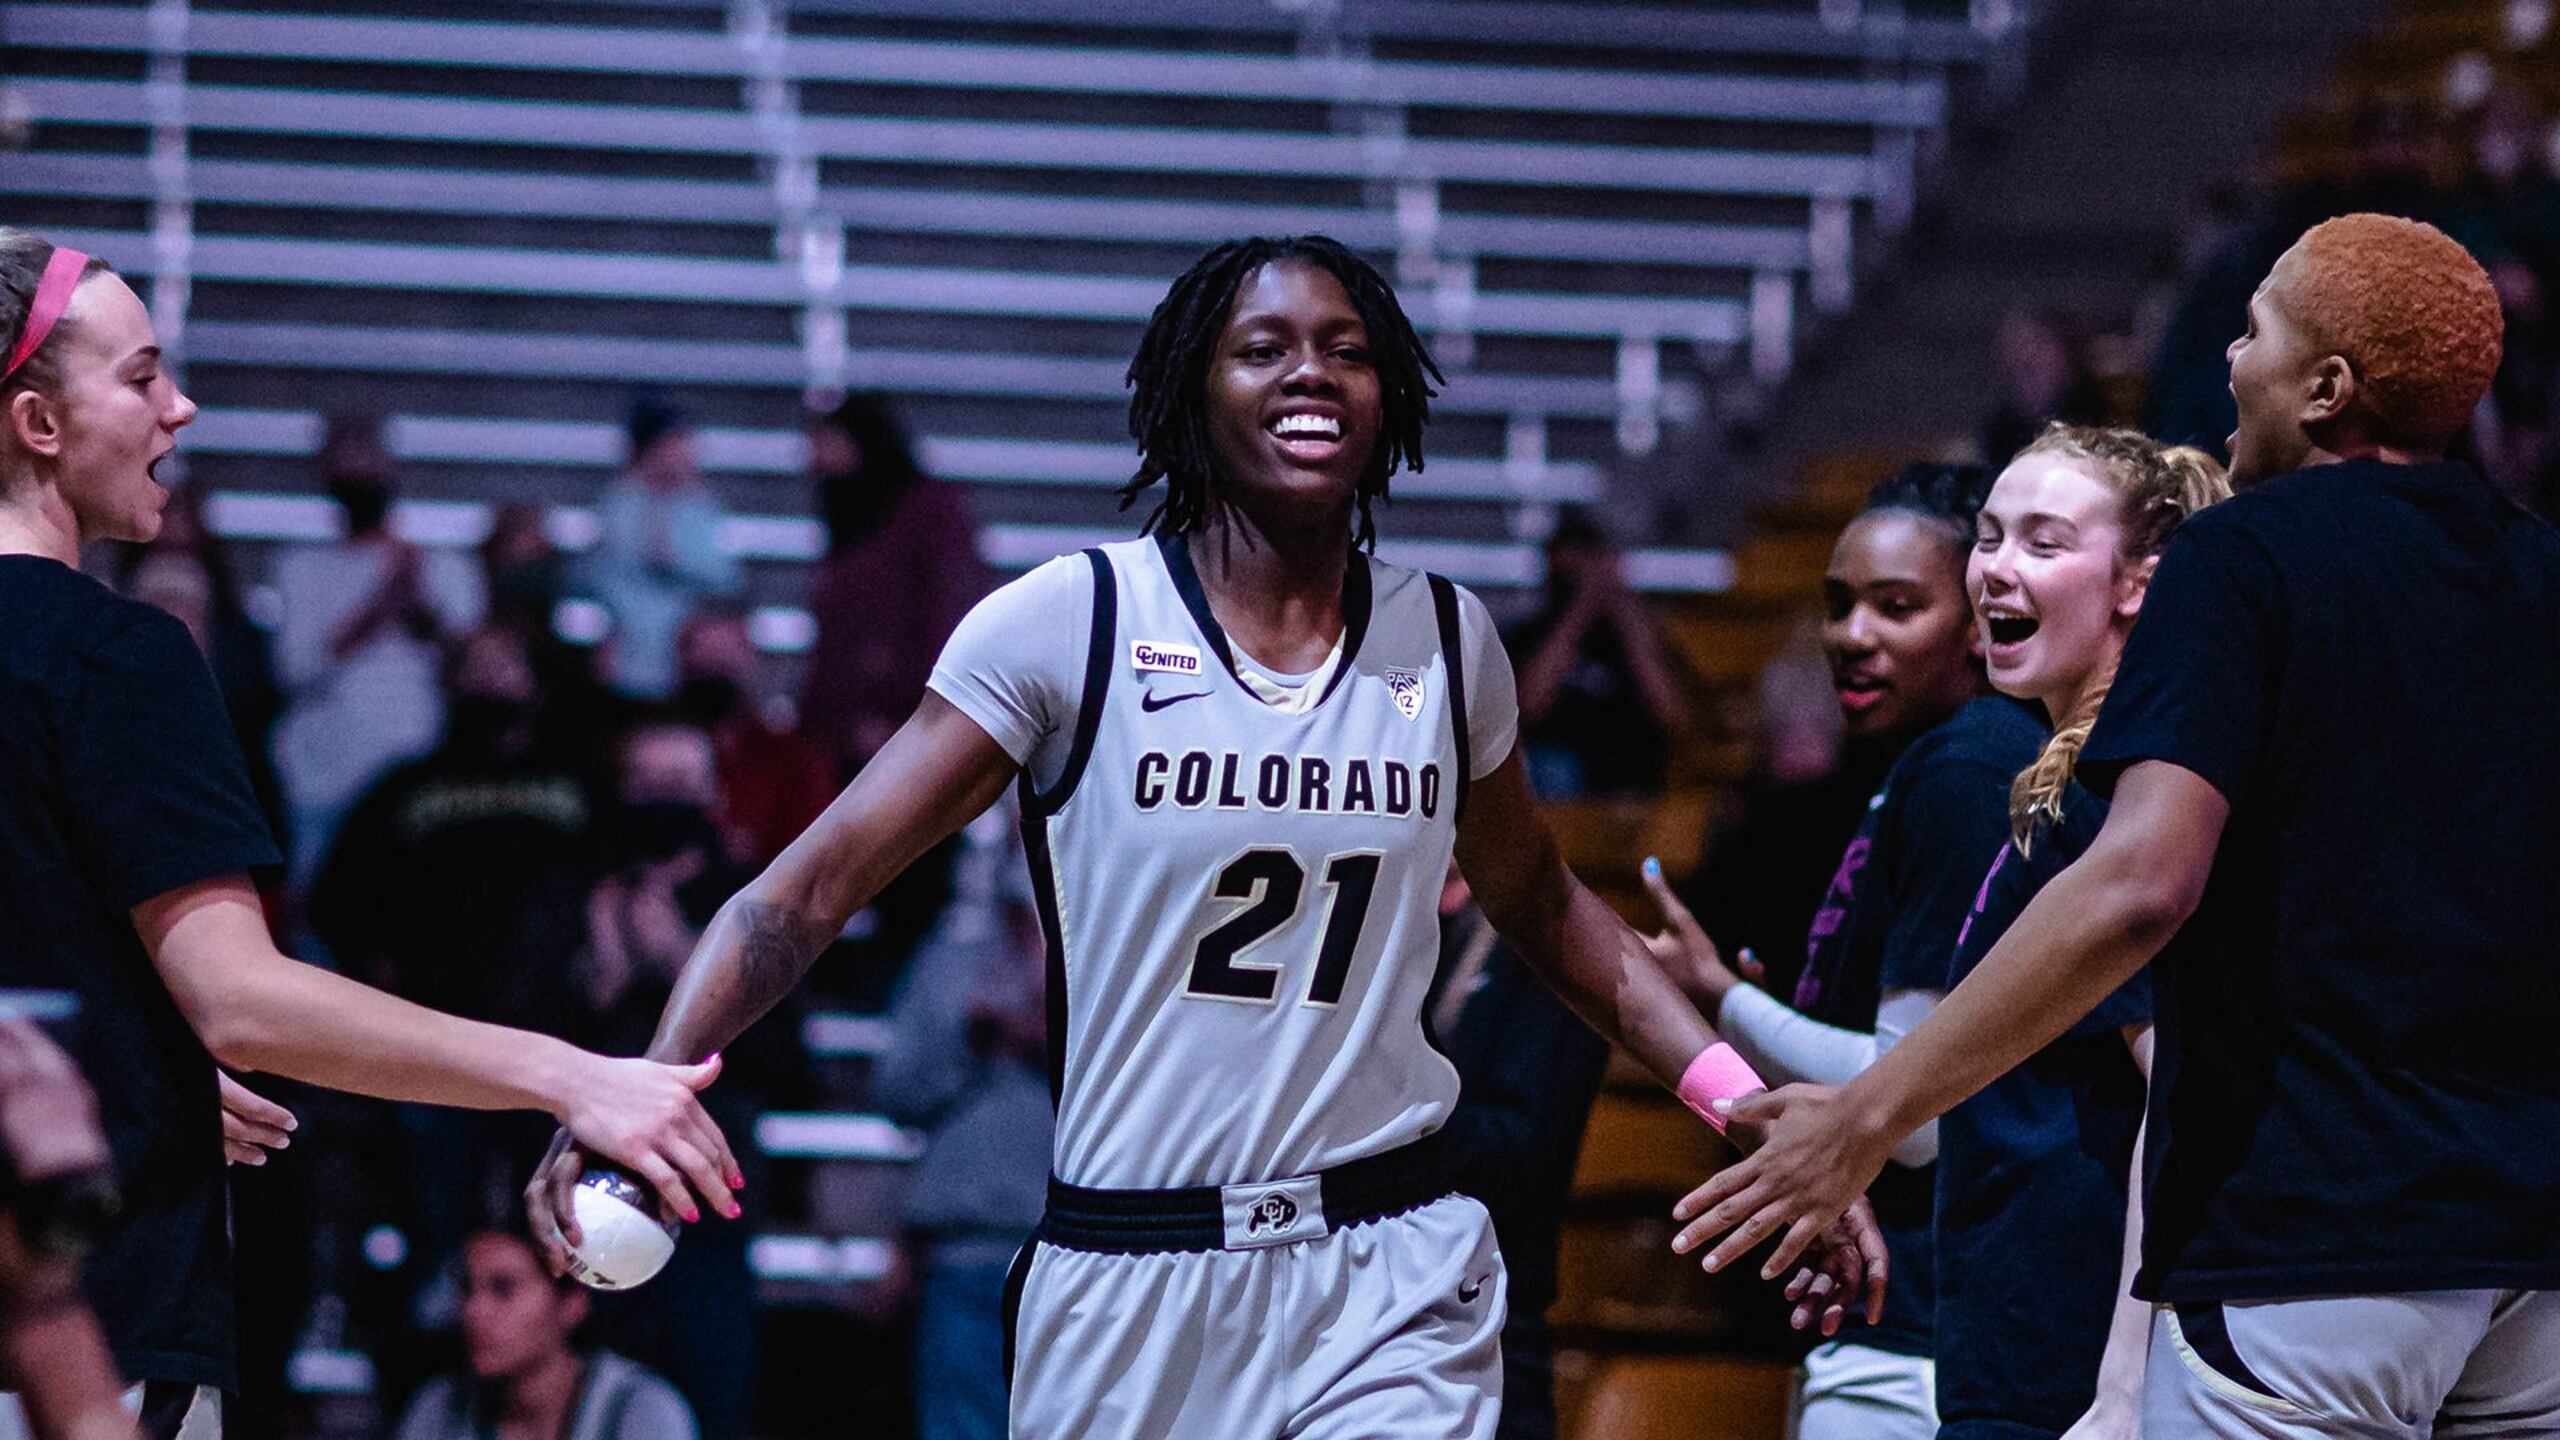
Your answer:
[1,0,2029,632]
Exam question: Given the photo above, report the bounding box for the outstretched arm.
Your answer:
[1672,759,2222,1278]
[530,693,1018,1267]
[1456,748,1886,1331]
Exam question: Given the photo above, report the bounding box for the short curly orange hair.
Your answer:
[2278,213,2502,448]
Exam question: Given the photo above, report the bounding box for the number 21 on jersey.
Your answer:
[1182,847,1386,1009]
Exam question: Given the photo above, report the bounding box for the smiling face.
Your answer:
[1969,454,2143,718]
[1821,510,1981,741]
[4,272,196,544]
[1202,260,1382,524]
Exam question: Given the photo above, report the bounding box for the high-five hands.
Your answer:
[1670,1081,1897,1287]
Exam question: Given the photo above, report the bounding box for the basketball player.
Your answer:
[530,235,1884,1438]
[0,230,741,1439]
[1644,463,2022,1440]
[1678,214,2560,1436]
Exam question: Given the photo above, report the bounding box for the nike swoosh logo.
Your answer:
[1458,1279,1483,1304]
[1142,689,1213,712]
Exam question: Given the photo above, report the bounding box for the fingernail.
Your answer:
[684,1206,701,1224]
[729,1173,747,1190]
[1642,856,1661,878]
[1702,1253,1722,1273]
[1710,1098,1732,1114]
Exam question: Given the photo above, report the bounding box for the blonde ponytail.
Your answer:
[2002,426,2232,854]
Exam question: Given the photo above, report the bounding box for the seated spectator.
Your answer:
[308,625,599,1317]
[311,624,594,1029]
[391,1225,698,1440]
[1427,865,1608,1440]
[673,609,834,868]
[572,714,789,1440]
[482,501,569,643]
[798,393,986,777]
[593,397,738,701]
[1506,509,1692,796]
[870,852,1052,1440]
[270,415,485,883]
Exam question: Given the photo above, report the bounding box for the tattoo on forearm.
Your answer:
[733,901,829,1019]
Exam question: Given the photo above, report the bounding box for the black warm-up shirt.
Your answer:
[0,555,279,1391]
[2080,459,2560,1302]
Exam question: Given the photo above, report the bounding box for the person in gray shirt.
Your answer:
[391,1228,696,1440]
[872,873,1052,1440]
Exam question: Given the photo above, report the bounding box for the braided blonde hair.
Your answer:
[2005,425,2231,853]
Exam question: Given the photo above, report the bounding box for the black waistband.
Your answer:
[1040,1133,1452,1255]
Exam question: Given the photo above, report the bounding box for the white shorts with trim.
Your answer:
[1008,1192,1505,1440]
[2147,1290,2560,1438]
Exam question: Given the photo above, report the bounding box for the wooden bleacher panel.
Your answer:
[1566,1353,1798,1440]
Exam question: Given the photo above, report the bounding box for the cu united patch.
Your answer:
[1383,667,1425,721]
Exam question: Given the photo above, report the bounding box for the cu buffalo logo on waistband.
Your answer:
[1246,1191,1301,1238]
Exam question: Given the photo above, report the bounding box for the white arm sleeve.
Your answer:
[1453,584,1521,779]
[1718,984,1943,1166]
[924,554,1093,793]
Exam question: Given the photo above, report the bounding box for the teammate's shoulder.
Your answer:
[1903,696,2044,776]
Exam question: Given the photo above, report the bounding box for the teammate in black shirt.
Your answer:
[1648,463,2012,1440]
[0,233,741,1436]
[1682,214,2560,1436]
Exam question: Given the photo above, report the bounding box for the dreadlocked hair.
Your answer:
[2004,424,2230,854]
[1119,235,1442,551]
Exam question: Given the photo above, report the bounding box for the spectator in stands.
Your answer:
[673,609,833,869]
[1506,508,1692,796]
[309,624,599,1319]
[1426,864,1608,1440]
[573,715,782,1440]
[2471,257,2560,516]
[1977,308,2103,467]
[797,392,986,778]
[270,414,486,885]
[390,1225,697,1440]
[871,857,1051,1440]
[593,397,737,702]
[482,501,568,643]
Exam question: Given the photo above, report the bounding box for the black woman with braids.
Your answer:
[529,235,1888,1438]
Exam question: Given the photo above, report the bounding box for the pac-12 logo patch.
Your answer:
[1246,1192,1301,1238]
[1383,667,1426,721]
[1132,640,1203,675]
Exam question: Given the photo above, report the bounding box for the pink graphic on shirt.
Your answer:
[1795,835,1872,1010]
[1953,845,2012,953]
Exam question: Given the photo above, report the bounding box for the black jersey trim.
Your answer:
[1155,531,1372,704]
[1429,573,1472,820]
[1000,1235,1037,1389]
[1023,547,1116,819]
[1019,809,1070,1110]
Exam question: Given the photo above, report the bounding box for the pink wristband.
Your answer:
[1676,1042,1765,1134]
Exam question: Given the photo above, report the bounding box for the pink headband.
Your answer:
[3,247,92,382]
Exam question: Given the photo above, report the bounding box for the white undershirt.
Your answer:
[1718,983,1944,1167]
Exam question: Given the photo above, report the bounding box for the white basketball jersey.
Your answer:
[1021,534,1478,1190]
